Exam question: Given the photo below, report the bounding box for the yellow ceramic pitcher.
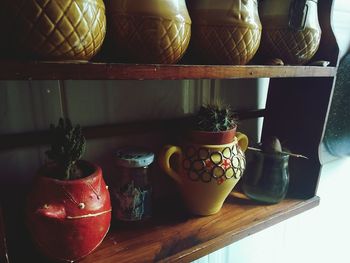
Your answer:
[259,0,321,65]
[7,0,106,61]
[159,133,248,216]
[187,0,261,65]
[106,0,191,64]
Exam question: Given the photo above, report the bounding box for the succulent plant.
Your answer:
[194,103,237,132]
[45,118,86,180]
[261,136,282,154]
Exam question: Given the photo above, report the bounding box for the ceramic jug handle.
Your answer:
[158,145,183,185]
[236,132,249,152]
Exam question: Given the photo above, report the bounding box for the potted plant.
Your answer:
[26,118,112,262]
[242,136,307,204]
[159,103,249,215]
[189,103,239,145]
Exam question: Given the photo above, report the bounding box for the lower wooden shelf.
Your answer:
[81,194,319,263]
[1,193,320,263]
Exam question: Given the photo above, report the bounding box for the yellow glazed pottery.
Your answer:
[106,0,191,64]
[8,0,106,61]
[159,133,248,216]
[187,0,261,65]
[259,0,321,65]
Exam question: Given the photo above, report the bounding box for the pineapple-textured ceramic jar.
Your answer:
[106,0,191,64]
[259,0,321,65]
[187,0,262,65]
[7,0,106,61]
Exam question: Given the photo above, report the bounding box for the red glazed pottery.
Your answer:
[189,126,237,145]
[26,160,111,262]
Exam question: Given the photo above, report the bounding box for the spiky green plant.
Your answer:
[194,103,237,132]
[45,118,86,180]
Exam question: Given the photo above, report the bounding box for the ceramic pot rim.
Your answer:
[37,160,101,185]
[189,126,237,145]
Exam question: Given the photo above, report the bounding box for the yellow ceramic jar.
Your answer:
[8,0,106,61]
[106,0,191,64]
[159,133,248,216]
[188,0,262,65]
[259,0,321,65]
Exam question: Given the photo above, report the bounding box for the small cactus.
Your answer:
[194,103,237,132]
[46,118,86,180]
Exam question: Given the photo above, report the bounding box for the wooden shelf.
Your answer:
[80,194,320,263]
[0,60,337,80]
[1,194,319,263]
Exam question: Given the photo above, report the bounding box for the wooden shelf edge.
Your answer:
[0,60,337,80]
[79,195,320,263]
[167,196,320,263]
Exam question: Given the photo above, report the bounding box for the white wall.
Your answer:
[332,0,350,60]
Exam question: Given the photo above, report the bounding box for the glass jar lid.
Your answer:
[114,147,155,168]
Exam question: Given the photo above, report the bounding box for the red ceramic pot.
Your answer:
[189,126,237,145]
[26,160,111,262]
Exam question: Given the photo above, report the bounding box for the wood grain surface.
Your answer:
[80,195,320,263]
[1,194,319,263]
[0,61,337,80]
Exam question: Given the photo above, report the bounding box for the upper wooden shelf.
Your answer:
[0,60,337,80]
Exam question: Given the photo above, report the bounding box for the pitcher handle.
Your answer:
[236,132,249,152]
[158,145,183,185]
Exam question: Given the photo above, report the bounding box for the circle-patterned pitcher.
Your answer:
[159,133,248,215]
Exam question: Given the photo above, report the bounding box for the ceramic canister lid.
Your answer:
[114,147,155,168]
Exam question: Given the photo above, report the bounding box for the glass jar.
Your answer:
[110,147,154,221]
[242,151,289,204]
